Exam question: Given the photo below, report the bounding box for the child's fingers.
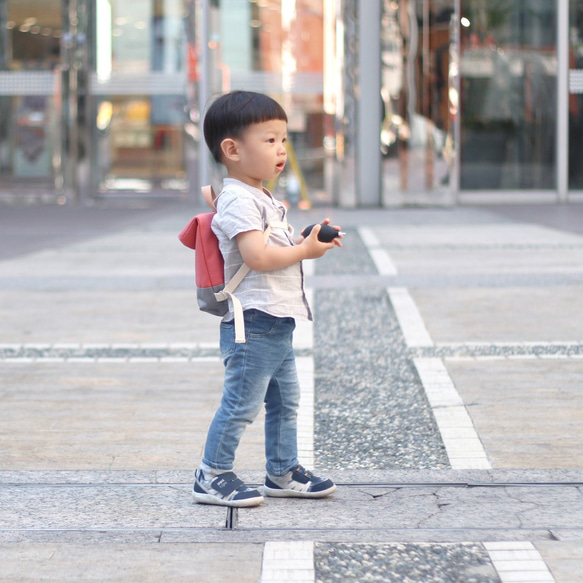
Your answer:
[321,217,342,233]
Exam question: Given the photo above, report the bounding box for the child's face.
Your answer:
[230,119,287,188]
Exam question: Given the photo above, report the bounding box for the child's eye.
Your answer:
[268,138,275,143]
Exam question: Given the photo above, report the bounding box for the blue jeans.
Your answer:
[202,309,300,476]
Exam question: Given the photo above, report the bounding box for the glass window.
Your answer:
[569,0,583,190]
[0,0,62,186]
[460,0,557,190]
[91,0,188,193]
[381,0,455,204]
[213,0,328,206]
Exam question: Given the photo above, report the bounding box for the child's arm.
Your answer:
[237,223,335,272]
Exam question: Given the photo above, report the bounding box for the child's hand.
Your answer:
[321,218,343,247]
[300,224,336,259]
[299,219,343,247]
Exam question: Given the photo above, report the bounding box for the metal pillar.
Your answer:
[557,0,569,202]
[198,0,212,191]
[356,0,382,206]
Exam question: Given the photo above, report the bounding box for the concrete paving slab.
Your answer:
[390,247,583,276]
[0,363,265,472]
[0,543,263,583]
[237,484,583,534]
[446,359,583,469]
[0,232,194,279]
[0,483,223,530]
[411,287,583,343]
[0,290,219,344]
[2,480,581,537]
[535,542,583,583]
[373,223,583,248]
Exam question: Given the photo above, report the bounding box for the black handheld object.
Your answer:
[301,223,343,242]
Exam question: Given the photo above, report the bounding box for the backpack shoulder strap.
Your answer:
[214,224,273,343]
[201,185,217,211]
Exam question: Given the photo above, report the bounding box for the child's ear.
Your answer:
[220,138,239,161]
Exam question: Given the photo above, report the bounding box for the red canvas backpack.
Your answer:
[179,185,272,343]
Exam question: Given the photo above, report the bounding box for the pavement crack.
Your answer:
[502,488,539,529]
[359,488,395,499]
[415,490,442,529]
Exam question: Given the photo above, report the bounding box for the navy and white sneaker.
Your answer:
[263,465,336,498]
[192,469,264,507]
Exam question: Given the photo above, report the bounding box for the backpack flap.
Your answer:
[178,216,198,249]
[191,213,225,290]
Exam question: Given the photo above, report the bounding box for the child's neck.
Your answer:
[227,173,266,194]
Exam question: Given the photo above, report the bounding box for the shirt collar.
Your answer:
[224,177,272,199]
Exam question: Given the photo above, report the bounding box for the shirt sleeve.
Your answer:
[216,191,264,240]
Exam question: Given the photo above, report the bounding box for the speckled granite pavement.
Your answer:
[1,200,583,582]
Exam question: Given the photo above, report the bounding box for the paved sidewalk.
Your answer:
[1,199,583,582]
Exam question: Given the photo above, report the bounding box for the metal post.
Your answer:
[356,0,381,206]
[198,0,211,191]
[557,0,569,202]
[0,1,8,70]
[451,0,461,201]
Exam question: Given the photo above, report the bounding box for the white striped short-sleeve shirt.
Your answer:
[211,178,312,322]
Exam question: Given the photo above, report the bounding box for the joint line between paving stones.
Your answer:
[5,480,583,489]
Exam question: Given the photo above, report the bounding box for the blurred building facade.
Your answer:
[0,0,580,206]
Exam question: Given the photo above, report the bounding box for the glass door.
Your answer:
[459,0,557,193]
[381,0,456,206]
[88,0,188,195]
[0,0,64,197]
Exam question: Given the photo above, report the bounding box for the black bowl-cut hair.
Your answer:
[203,91,288,164]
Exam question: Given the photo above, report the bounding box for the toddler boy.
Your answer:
[193,90,341,507]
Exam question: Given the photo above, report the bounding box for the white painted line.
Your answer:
[296,356,315,469]
[168,342,207,349]
[52,343,82,349]
[107,343,139,349]
[159,357,191,363]
[1,356,222,364]
[414,358,491,470]
[261,541,315,583]
[358,227,398,275]
[388,287,434,347]
[485,542,556,583]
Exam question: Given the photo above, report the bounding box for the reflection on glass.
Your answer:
[94,95,186,191]
[92,0,187,193]
[217,0,328,206]
[0,0,61,185]
[569,0,583,189]
[381,0,454,204]
[460,0,557,190]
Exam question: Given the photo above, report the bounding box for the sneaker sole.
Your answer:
[192,491,264,508]
[262,484,337,498]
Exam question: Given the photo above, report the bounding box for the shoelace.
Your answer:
[296,465,313,479]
